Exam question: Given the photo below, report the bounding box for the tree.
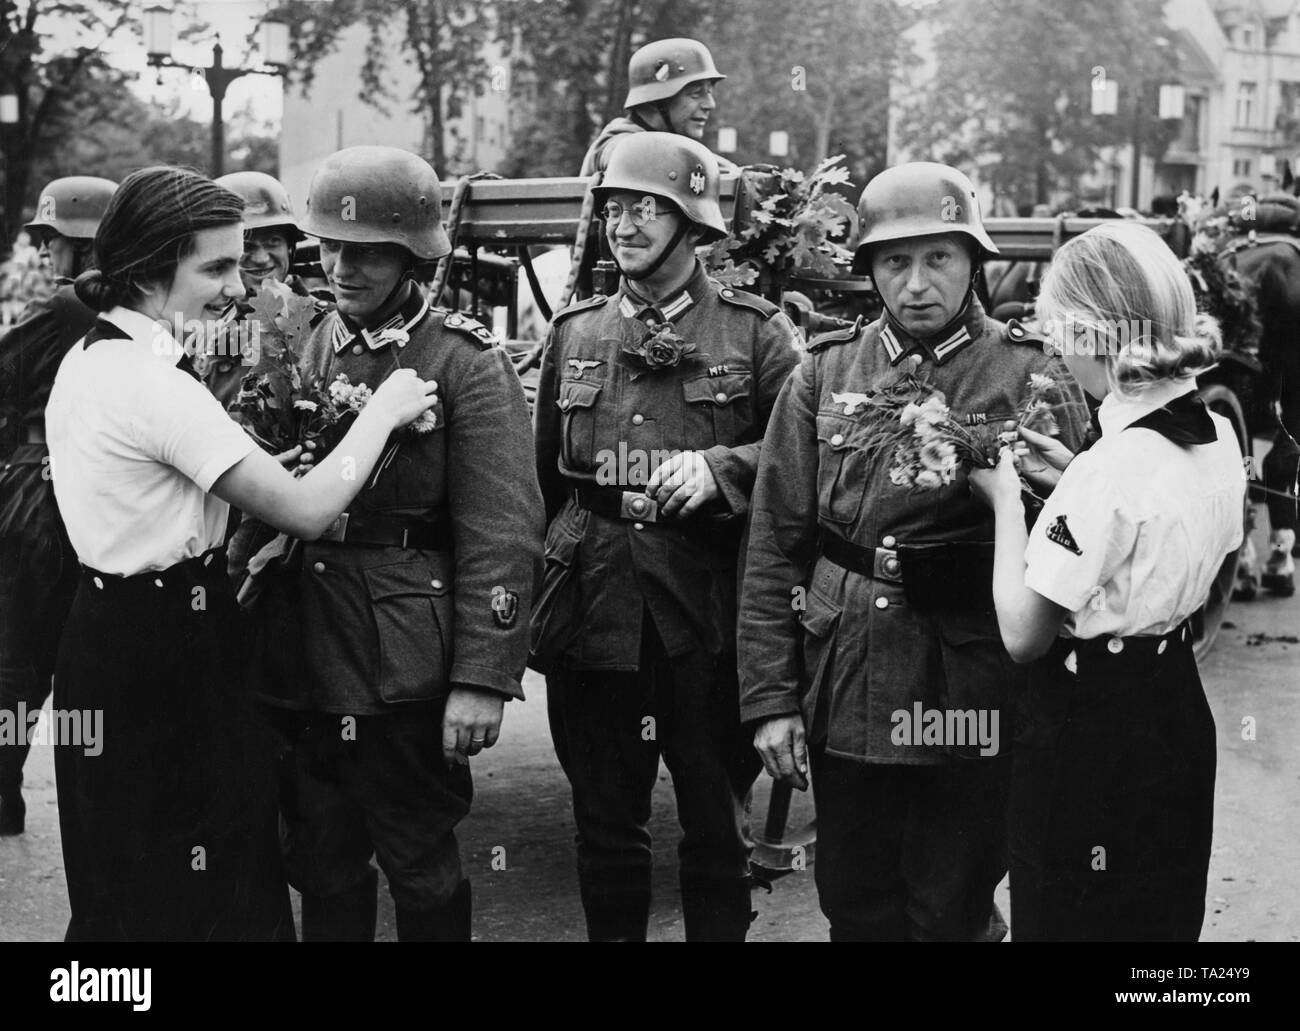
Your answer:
[0,0,140,251]
[896,0,1180,209]
[698,0,911,183]
[273,0,490,173]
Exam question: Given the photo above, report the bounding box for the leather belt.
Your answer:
[820,532,902,583]
[571,483,659,523]
[317,511,453,550]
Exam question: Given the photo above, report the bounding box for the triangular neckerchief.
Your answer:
[82,318,201,382]
[1125,392,1217,446]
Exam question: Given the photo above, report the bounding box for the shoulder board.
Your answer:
[807,316,863,354]
[715,285,781,319]
[1004,318,1048,348]
[439,309,499,350]
[550,294,608,325]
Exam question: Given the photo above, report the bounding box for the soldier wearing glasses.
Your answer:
[532,132,800,941]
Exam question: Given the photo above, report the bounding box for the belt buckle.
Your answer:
[873,546,902,583]
[620,491,658,523]
[320,512,349,543]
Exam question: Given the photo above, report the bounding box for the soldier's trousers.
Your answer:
[1262,420,1300,533]
[267,703,473,914]
[809,750,1010,942]
[546,620,760,942]
[0,534,78,797]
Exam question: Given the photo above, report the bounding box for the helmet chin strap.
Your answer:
[614,218,691,282]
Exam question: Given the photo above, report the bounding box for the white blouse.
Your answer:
[45,305,256,576]
[1024,378,1246,639]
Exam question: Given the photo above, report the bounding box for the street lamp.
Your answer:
[144,5,289,177]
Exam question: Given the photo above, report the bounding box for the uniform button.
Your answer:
[203,553,214,567]
[631,413,644,425]
[882,535,897,548]
[715,392,728,403]
[875,596,889,610]
[431,579,443,590]
[154,578,164,588]
[560,399,571,411]
[1107,637,1124,654]
[830,433,844,446]
[92,576,104,590]
[313,561,326,574]
[1157,640,1168,655]
[352,344,364,355]
[722,289,735,298]
[633,522,645,531]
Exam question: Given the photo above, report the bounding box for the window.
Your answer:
[1176,94,1203,151]
[1233,158,1253,177]
[1242,25,1255,49]
[1237,82,1257,126]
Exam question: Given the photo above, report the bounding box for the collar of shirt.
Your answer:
[330,283,431,355]
[879,296,987,366]
[617,262,710,325]
[1097,377,1199,436]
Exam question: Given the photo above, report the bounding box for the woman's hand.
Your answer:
[1012,423,1074,494]
[968,446,1023,512]
[368,369,439,431]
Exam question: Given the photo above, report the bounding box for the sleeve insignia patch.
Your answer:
[490,585,519,628]
[1046,514,1083,555]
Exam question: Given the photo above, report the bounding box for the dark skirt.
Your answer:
[54,548,293,942]
[1009,623,1216,942]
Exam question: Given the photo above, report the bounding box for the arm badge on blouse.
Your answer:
[1046,514,1083,556]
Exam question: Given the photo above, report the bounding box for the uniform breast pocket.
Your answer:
[682,371,753,446]
[363,559,453,703]
[557,379,603,468]
[816,413,869,526]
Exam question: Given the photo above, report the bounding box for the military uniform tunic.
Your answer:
[532,262,801,671]
[738,299,1088,763]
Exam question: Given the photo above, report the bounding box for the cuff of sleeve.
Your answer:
[450,662,526,701]
[192,434,257,492]
[1023,564,1089,614]
[699,445,745,517]
[739,692,802,727]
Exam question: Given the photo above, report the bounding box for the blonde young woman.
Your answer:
[969,222,1246,941]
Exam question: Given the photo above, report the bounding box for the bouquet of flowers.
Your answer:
[232,289,438,455]
[704,155,858,288]
[847,361,1075,493]
[1183,212,1261,356]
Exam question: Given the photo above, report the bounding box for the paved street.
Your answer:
[2,512,1296,942]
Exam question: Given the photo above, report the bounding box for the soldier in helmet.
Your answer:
[737,162,1088,941]
[0,175,115,834]
[532,132,800,940]
[247,146,544,941]
[580,38,730,177]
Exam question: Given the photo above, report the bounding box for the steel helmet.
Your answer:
[301,146,451,260]
[215,171,304,240]
[23,176,117,240]
[592,133,728,243]
[624,38,725,109]
[852,162,999,273]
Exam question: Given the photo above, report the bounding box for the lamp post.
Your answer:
[144,6,289,177]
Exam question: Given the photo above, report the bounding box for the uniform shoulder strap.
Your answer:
[1003,317,1048,350]
[550,293,607,325]
[437,309,499,350]
[715,284,781,319]
[806,316,862,354]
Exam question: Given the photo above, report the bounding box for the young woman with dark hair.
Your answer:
[45,165,439,942]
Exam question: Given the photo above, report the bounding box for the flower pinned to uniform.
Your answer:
[328,373,373,412]
[410,407,439,434]
[622,322,697,372]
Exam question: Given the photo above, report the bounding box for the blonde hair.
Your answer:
[1036,221,1220,398]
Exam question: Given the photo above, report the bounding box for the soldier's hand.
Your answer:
[370,368,439,430]
[274,440,316,478]
[753,714,809,791]
[1012,423,1073,494]
[442,685,505,766]
[646,450,720,519]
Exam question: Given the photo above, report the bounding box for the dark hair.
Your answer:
[74,166,244,311]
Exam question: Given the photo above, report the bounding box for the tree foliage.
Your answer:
[896,0,1180,208]
[272,0,490,173]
